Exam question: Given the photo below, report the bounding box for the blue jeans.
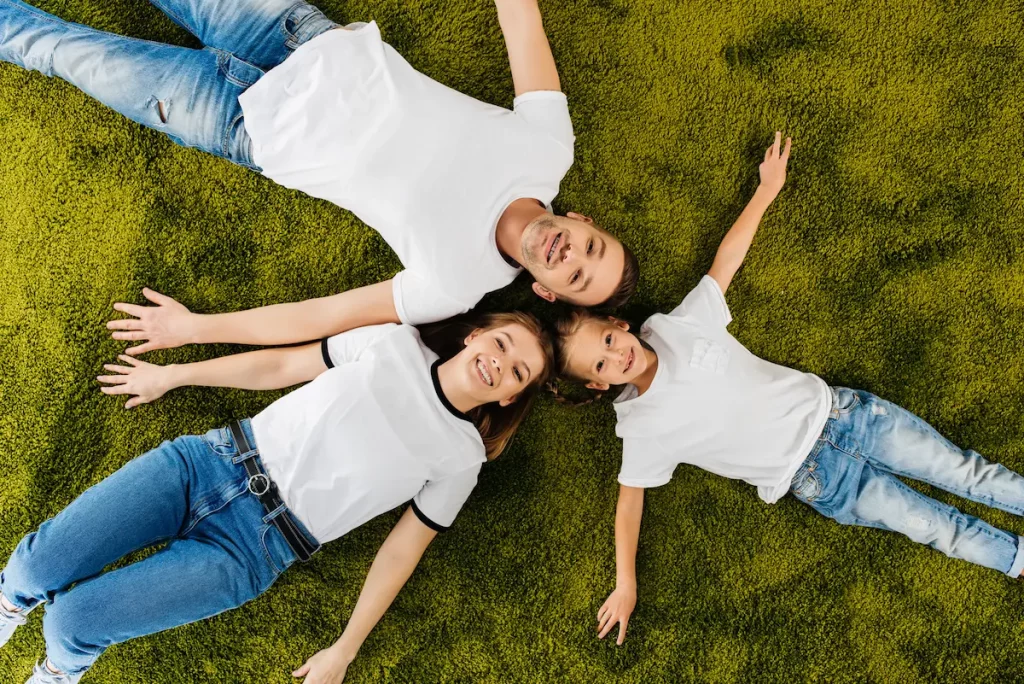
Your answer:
[0,420,318,676]
[0,0,337,169]
[791,388,1024,577]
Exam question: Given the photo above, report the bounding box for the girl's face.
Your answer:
[458,323,547,407]
[565,318,647,391]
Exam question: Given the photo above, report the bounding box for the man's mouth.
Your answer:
[545,232,562,265]
[623,347,635,373]
[476,358,494,387]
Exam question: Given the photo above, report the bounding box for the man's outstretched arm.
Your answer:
[495,0,561,96]
[108,279,400,355]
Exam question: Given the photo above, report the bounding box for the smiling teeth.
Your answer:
[477,359,493,386]
[547,233,560,262]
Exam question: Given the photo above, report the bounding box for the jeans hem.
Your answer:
[1005,536,1024,578]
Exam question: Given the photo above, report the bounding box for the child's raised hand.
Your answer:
[97,355,176,409]
[597,584,637,645]
[758,130,792,200]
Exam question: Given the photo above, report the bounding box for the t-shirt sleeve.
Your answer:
[513,90,575,153]
[667,275,732,327]
[411,464,482,531]
[617,438,677,488]
[392,269,472,326]
[321,323,398,368]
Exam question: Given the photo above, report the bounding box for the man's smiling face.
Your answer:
[519,212,626,306]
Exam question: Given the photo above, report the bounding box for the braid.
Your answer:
[545,381,604,407]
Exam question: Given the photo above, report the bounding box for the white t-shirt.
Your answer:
[613,276,831,503]
[238,21,576,325]
[251,324,486,542]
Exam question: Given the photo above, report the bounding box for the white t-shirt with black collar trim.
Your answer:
[613,276,831,503]
[238,21,576,325]
[250,323,486,542]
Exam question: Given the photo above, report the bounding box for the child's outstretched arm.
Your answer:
[106,280,399,357]
[96,342,326,408]
[707,131,792,294]
[598,484,645,645]
[292,507,437,683]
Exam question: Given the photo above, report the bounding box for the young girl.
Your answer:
[0,312,553,683]
[555,132,1024,645]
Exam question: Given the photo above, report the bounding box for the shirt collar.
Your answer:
[431,360,473,423]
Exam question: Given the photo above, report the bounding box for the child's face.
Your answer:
[565,318,647,391]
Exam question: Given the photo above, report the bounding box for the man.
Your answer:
[0,0,639,352]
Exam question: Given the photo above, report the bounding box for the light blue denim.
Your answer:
[0,420,318,676]
[0,0,337,169]
[791,387,1024,577]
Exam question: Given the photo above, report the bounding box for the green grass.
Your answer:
[2,0,1024,681]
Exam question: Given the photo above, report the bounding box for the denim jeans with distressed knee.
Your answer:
[791,387,1024,577]
[0,0,336,169]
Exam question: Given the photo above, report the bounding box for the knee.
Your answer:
[42,591,103,665]
[2,531,55,600]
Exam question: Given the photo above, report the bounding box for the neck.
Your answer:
[495,198,547,261]
[436,357,483,414]
[631,348,660,396]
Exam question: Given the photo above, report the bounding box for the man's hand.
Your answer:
[107,288,197,356]
[97,355,177,408]
[597,582,637,645]
[292,647,354,684]
[758,130,792,201]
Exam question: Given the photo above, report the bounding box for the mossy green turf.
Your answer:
[2,0,1024,681]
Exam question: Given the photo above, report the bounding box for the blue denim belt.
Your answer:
[228,420,320,562]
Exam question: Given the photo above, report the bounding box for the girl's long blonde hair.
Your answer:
[418,312,556,460]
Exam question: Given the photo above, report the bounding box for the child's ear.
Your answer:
[464,329,483,346]
[586,381,611,391]
[532,282,557,303]
[567,211,594,224]
[499,393,520,407]
[609,317,630,331]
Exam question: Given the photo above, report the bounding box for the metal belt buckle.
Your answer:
[247,473,271,497]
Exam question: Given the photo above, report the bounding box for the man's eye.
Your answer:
[596,360,604,372]
[587,239,594,254]
[605,334,612,346]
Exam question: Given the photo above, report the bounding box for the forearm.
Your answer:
[331,511,433,659]
[708,186,776,292]
[191,280,399,347]
[614,485,645,587]
[169,346,318,392]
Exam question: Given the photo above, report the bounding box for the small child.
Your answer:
[554,132,1024,645]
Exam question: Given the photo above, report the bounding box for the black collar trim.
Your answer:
[431,360,472,423]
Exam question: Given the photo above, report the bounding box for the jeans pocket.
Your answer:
[216,50,265,89]
[282,3,336,50]
[202,427,237,459]
[791,464,822,502]
[832,387,860,414]
[260,523,297,578]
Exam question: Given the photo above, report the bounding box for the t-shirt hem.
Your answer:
[757,374,832,504]
[617,475,672,489]
[410,500,449,532]
[512,90,567,106]
[702,275,733,325]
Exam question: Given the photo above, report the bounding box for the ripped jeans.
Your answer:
[0,0,337,169]
[791,388,1024,577]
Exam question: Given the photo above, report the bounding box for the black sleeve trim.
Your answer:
[320,338,334,369]
[410,500,449,533]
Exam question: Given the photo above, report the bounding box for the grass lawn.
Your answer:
[2,0,1024,681]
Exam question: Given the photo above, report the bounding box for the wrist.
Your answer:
[187,314,207,345]
[753,184,780,204]
[164,364,186,391]
[616,572,637,592]
[330,638,358,664]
